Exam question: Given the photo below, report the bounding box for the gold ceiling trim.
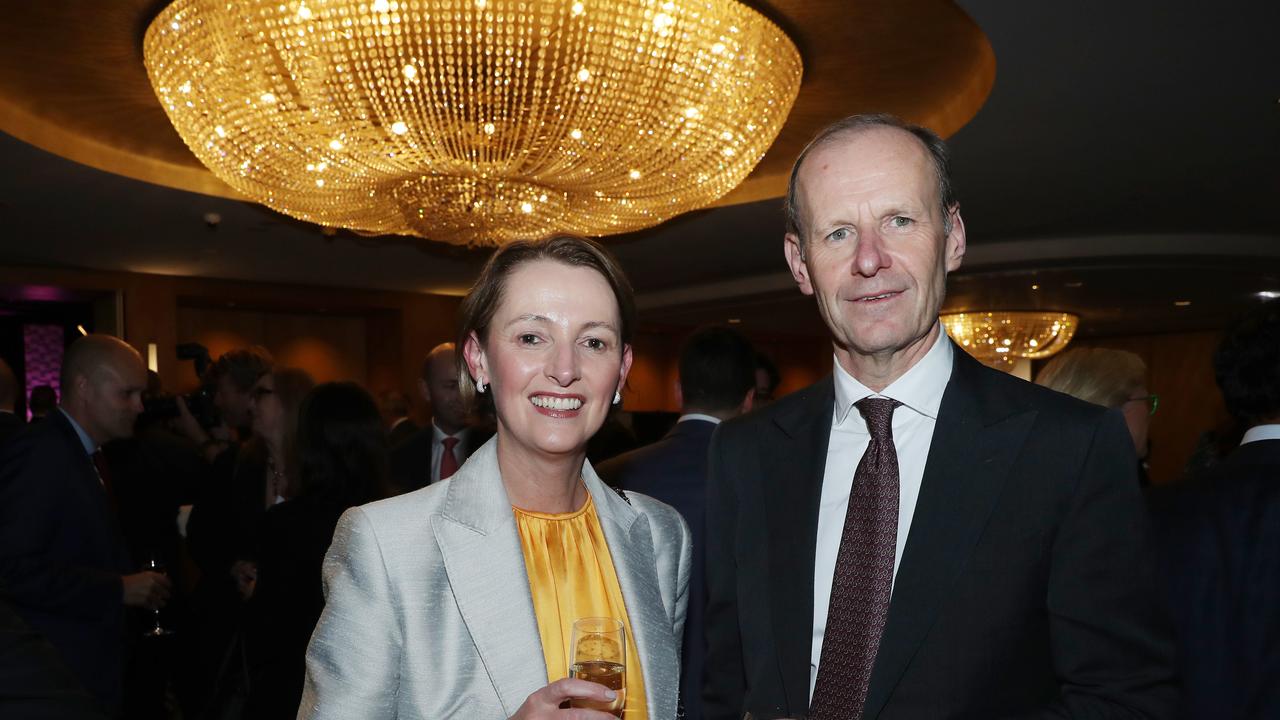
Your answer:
[0,1,994,231]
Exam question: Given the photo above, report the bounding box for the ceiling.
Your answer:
[0,0,1277,340]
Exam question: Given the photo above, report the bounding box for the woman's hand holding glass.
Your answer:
[509,677,619,719]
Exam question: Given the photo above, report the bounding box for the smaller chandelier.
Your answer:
[941,311,1078,367]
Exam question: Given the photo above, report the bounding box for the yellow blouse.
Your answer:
[514,494,648,719]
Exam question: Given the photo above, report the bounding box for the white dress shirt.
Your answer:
[431,423,471,485]
[809,329,955,701]
[1241,423,1280,445]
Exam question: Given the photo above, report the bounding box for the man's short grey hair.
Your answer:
[783,113,958,243]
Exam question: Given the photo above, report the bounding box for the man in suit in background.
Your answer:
[1151,298,1280,719]
[0,334,171,716]
[0,592,106,719]
[390,342,487,493]
[704,114,1176,719]
[597,325,756,720]
[380,389,419,447]
[27,384,57,423]
[0,357,22,445]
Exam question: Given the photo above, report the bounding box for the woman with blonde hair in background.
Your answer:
[1035,347,1156,482]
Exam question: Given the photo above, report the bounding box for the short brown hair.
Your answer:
[784,113,957,242]
[210,346,274,393]
[455,236,636,408]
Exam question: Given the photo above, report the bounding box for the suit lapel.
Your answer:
[764,378,835,712]
[433,439,549,715]
[862,352,1037,719]
[587,466,679,720]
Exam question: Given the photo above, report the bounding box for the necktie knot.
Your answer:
[442,436,459,452]
[855,397,900,441]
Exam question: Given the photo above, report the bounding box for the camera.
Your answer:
[138,343,220,429]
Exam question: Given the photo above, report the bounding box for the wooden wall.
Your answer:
[0,265,460,418]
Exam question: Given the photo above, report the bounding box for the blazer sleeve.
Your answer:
[703,426,746,720]
[298,507,403,720]
[1030,410,1178,718]
[671,505,693,647]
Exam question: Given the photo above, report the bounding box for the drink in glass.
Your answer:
[568,617,625,717]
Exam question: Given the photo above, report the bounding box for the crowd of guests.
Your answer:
[0,112,1276,720]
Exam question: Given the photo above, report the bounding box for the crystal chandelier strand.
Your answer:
[145,0,801,246]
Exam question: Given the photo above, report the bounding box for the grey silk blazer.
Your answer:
[298,437,692,719]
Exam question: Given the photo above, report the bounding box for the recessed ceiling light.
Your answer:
[727,318,741,324]
[1174,300,1192,307]
[1064,281,1084,288]
[1030,284,1039,290]
[1256,290,1280,300]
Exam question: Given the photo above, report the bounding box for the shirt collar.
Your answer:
[833,325,955,425]
[678,413,722,425]
[58,407,98,455]
[1241,424,1280,445]
[432,421,469,444]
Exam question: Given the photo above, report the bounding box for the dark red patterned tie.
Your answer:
[810,397,901,720]
[439,436,460,481]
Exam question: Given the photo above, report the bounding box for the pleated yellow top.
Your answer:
[513,494,648,719]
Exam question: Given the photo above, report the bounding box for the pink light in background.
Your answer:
[23,324,63,420]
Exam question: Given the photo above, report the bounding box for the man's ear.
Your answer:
[944,205,967,273]
[784,233,815,296]
[740,387,756,415]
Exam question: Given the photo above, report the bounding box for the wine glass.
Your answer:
[568,617,625,717]
[141,553,174,638]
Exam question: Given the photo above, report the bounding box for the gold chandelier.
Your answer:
[941,311,1079,367]
[143,0,802,246]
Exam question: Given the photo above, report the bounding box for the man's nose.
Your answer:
[853,229,890,277]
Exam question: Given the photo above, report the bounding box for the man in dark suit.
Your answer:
[1150,298,1280,719]
[390,342,488,493]
[0,592,106,719]
[0,357,23,445]
[0,335,171,716]
[381,389,420,447]
[704,114,1176,719]
[597,325,757,720]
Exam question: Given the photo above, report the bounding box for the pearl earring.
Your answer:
[477,381,487,394]
[613,390,622,405]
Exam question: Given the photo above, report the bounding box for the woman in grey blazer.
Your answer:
[300,237,692,720]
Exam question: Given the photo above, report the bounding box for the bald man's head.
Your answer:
[418,342,467,434]
[60,335,147,446]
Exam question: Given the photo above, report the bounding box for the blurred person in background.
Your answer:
[176,347,275,716]
[241,381,389,718]
[597,325,757,720]
[1150,298,1280,719]
[0,335,170,716]
[753,351,780,406]
[1035,346,1155,483]
[28,384,57,423]
[380,389,418,447]
[389,342,489,493]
